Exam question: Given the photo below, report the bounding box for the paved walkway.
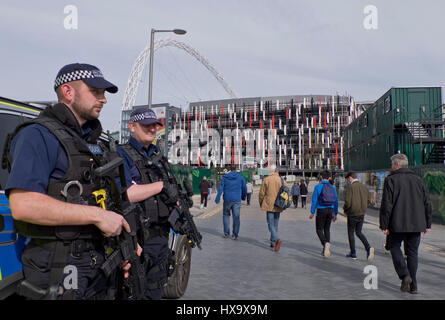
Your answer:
[183,183,445,300]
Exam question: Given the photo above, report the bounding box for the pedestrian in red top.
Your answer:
[199,176,210,209]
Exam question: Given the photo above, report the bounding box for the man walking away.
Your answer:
[379,154,432,294]
[246,180,253,205]
[343,172,374,261]
[291,181,300,208]
[258,165,285,251]
[300,180,308,209]
[199,176,210,209]
[310,171,338,257]
[215,166,247,240]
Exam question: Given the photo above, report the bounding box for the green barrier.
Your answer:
[337,164,445,225]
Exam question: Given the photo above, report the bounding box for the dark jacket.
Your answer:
[199,179,210,194]
[300,183,308,196]
[379,168,432,232]
[343,180,370,216]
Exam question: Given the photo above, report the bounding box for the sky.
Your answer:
[1,0,444,132]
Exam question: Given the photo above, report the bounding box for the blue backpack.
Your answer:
[318,183,336,206]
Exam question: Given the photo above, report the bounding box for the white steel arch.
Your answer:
[122,38,237,111]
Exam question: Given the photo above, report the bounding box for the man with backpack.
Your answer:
[310,171,338,258]
[259,165,288,251]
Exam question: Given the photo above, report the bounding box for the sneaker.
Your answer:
[200,204,203,209]
[323,242,331,258]
[401,275,412,292]
[409,283,418,294]
[223,234,229,239]
[232,236,238,240]
[367,247,375,261]
[383,243,390,254]
[346,253,358,260]
[274,239,282,252]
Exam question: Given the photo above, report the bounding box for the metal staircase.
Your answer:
[427,142,445,164]
[405,121,445,164]
[405,122,431,141]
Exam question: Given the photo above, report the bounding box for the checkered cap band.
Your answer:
[130,111,157,122]
[54,70,96,88]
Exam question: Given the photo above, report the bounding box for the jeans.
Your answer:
[246,193,252,205]
[388,232,421,290]
[267,211,281,246]
[347,215,370,254]
[223,201,241,238]
[208,188,212,201]
[315,208,333,246]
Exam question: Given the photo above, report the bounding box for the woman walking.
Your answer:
[300,179,308,209]
[291,181,300,208]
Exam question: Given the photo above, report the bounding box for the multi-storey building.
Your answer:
[344,87,444,171]
[169,94,359,174]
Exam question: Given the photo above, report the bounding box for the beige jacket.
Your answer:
[259,172,287,212]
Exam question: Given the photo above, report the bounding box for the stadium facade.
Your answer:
[168,94,367,174]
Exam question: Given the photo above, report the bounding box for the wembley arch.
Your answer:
[121,38,237,112]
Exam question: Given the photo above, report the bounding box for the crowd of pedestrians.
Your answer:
[205,152,432,294]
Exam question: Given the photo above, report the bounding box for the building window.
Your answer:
[384,96,391,114]
[363,114,368,127]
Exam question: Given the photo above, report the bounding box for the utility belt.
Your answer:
[32,238,104,258]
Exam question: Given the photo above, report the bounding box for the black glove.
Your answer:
[162,180,179,204]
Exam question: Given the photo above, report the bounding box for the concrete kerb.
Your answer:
[189,194,223,218]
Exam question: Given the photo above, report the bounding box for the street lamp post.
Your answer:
[148,28,186,108]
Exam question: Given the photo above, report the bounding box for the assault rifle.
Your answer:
[92,156,146,300]
[148,151,202,250]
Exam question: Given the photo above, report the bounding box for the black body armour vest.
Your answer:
[119,144,171,225]
[6,103,119,241]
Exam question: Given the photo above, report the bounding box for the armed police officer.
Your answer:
[4,63,132,299]
[117,107,180,300]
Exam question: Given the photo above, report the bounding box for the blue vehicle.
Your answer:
[0,97,192,299]
[0,97,43,299]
